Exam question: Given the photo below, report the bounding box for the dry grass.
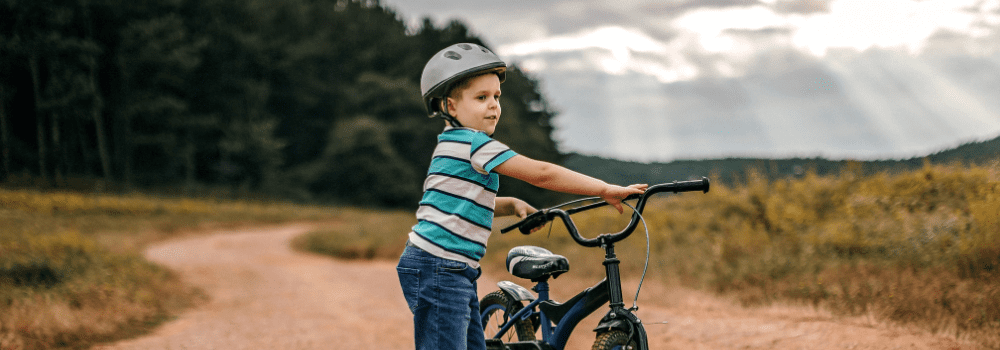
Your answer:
[300,160,1000,348]
[0,188,339,350]
[291,208,414,260]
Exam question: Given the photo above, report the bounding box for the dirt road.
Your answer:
[96,224,973,350]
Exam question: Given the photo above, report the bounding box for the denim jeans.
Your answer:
[397,243,485,350]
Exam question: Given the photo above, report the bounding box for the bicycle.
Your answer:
[481,177,711,350]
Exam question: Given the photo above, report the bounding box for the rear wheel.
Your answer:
[592,330,638,350]
[480,291,536,343]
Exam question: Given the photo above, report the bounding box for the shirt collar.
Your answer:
[443,125,492,137]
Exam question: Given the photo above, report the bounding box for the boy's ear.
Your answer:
[443,97,456,115]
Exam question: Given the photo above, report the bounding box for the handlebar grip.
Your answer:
[500,210,548,234]
[672,177,710,193]
[517,212,549,235]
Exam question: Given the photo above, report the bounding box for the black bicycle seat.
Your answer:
[506,246,569,281]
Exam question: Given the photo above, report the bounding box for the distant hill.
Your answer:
[563,134,1000,186]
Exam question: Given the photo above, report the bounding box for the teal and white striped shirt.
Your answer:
[408,126,518,268]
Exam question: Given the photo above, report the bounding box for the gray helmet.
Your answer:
[421,43,506,118]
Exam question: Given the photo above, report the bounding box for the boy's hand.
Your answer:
[601,184,648,213]
[496,197,544,233]
[512,199,538,219]
[510,198,544,234]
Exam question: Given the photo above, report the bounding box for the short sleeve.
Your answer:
[469,132,518,174]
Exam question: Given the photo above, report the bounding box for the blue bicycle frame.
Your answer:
[485,278,619,349]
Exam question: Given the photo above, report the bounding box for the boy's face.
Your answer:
[446,74,502,135]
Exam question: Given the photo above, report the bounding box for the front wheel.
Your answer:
[480,291,536,343]
[592,330,638,350]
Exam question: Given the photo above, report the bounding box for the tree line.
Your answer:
[564,134,1000,187]
[0,0,563,207]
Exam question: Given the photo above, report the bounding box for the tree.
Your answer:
[115,12,206,188]
[293,115,420,206]
[0,84,9,181]
[0,34,14,181]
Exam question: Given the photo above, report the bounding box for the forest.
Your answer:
[565,134,1000,188]
[0,0,563,207]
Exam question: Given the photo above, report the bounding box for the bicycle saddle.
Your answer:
[506,246,569,281]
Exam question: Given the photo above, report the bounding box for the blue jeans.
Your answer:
[397,243,485,350]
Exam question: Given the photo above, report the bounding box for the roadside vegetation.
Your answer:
[4,159,994,349]
[0,187,337,350]
[291,209,412,261]
[301,160,1000,348]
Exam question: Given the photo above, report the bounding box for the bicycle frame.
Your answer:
[485,242,648,350]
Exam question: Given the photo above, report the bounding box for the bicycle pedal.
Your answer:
[485,338,505,350]
[502,341,554,350]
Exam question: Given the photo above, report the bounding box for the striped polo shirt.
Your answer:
[408,126,518,268]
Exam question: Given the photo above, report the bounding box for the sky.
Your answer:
[381,0,1000,162]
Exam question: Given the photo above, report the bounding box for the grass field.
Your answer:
[2,159,997,349]
[0,188,339,350]
[298,160,1000,349]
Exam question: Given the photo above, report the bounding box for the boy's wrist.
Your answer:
[598,181,612,197]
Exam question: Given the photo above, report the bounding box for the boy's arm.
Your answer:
[494,155,647,213]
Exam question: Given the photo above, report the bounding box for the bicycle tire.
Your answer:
[480,290,536,342]
[592,330,638,350]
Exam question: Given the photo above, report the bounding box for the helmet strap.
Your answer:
[439,98,464,128]
[440,111,463,128]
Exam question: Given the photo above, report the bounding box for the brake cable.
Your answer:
[546,219,554,238]
[620,201,650,311]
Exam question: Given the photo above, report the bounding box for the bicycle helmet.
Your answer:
[420,43,506,125]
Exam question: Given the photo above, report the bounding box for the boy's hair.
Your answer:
[446,71,503,100]
[440,71,504,116]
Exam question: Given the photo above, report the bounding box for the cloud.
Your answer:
[790,0,988,56]
[500,0,1000,83]
[498,26,667,57]
[387,0,1000,57]
[497,26,700,83]
[769,0,829,14]
[671,5,789,56]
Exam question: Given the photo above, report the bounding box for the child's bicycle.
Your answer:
[481,178,710,350]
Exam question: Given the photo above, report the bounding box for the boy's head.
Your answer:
[420,43,506,132]
[443,72,502,135]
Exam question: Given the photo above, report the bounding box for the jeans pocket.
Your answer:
[437,263,474,292]
[439,259,469,272]
[397,267,420,313]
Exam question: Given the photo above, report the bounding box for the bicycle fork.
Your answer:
[594,242,648,349]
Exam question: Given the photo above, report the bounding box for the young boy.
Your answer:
[397,42,647,350]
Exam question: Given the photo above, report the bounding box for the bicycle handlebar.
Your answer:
[500,177,710,247]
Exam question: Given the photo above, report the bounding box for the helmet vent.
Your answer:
[444,51,462,60]
[458,43,474,50]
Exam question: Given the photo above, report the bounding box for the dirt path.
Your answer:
[95,224,973,350]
